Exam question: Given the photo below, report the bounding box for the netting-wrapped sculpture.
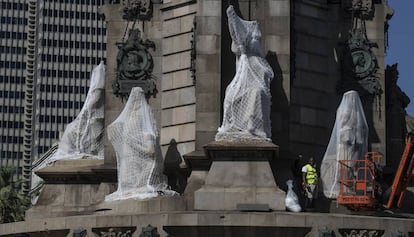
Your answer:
[49,62,105,162]
[216,5,274,142]
[320,90,368,199]
[105,87,176,201]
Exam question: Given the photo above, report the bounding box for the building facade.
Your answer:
[0,0,107,191]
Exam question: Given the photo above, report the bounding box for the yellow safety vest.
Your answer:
[305,164,318,184]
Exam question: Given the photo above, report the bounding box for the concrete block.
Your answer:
[196,54,220,73]
[195,73,220,93]
[267,0,290,17]
[162,51,191,72]
[265,35,290,55]
[162,33,192,55]
[194,186,225,210]
[161,104,196,127]
[96,215,132,227]
[162,70,193,91]
[196,16,221,35]
[163,18,182,37]
[196,112,220,131]
[167,213,198,226]
[195,92,220,112]
[249,213,277,226]
[63,184,92,207]
[196,35,220,55]
[161,86,195,109]
[223,187,255,209]
[223,213,251,226]
[199,1,221,17]
[275,213,306,227]
[160,123,196,145]
[264,16,290,36]
[181,14,195,32]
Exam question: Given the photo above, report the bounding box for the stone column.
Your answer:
[99,4,126,165]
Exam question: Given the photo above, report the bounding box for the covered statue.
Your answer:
[49,62,105,161]
[320,90,368,199]
[105,87,176,201]
[216,5,274,142]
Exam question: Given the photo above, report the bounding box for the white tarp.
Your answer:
[105,87,176,201]
[216,5,274,142]
[320,90,368,199]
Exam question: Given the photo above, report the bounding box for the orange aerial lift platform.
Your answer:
[337,132,414,211]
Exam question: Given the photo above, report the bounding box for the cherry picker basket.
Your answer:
[337,152,382,210]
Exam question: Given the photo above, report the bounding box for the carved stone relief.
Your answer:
[114,29,157,100]
[92,227,137,237]
[338,229,385,237]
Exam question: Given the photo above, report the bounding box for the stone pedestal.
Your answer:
[194,141,285,211]
[26,159,116,219]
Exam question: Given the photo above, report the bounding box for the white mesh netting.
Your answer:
[105,87,176,201]
[320,90,368,199]
[48,62,105,162]
[215,5,274,142]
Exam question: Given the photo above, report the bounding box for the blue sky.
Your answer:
[385,0,414,116]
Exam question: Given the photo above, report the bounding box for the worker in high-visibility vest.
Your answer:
[302,157,318,210]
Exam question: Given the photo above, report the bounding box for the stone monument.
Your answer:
[193,5,285,211]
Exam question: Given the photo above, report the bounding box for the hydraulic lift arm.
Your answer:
[386,132,414,209]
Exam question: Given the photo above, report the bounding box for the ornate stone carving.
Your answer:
[114,29,157,100]
[139,225,160,237]
[92,227,136,237]
[122,0,153,21]
[338,229,385,237]
[338,3,381,96]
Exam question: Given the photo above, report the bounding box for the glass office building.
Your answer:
[0,0,107,192]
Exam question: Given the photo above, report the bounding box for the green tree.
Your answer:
[0,167,31,223]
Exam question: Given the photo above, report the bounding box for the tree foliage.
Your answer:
[0,167,31,223]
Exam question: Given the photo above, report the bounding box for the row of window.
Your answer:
[47,0,104,4]
[0,76,25,84]
[41,39,107,50]
[0,16,27,25]
[40,99,83,110]
[0,151,23,160]
[39,115,75,123]
[0,106,24,114]
[42,24,106,35]
[0,31,27,40]
[41,54,103,65]
[43,9,102,21]
[0,46,27,54]
[40,84,87,95]
[1,2,28,11]
[0,91,25,99]
[40,69,92,79]
[38,131,58,139]
[0,120,23,129]
[1,135,23,144]
[0,61,26,69]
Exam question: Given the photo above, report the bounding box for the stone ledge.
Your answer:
[160,0,197,12]
[35,159,117,184]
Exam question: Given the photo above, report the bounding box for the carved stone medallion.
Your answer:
[114,29,157,99]
[122,0,153,21]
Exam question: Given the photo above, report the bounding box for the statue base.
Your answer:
[194,141,285,211]
[26,159,116,219]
